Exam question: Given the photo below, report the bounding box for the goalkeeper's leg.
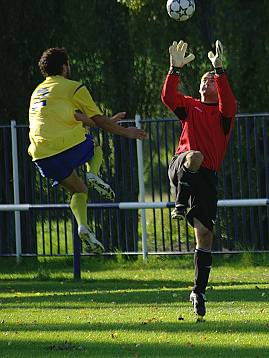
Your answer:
[190,218,213,320]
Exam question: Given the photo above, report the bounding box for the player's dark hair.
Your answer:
[38,47,69,77]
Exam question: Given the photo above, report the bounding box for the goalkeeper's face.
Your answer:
[199,73,218,102]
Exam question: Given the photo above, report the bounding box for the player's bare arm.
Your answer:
[75,112,147,140]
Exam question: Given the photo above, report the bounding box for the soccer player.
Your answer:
[29,47,146,253]
[161,40,237,319]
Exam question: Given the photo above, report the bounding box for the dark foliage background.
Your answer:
[0,0,268,123]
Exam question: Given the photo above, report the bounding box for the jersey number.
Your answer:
[31,87,49,112]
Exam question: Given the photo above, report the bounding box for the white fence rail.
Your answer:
[1,114,268,258]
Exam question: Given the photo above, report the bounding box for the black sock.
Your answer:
[192,249,212,295]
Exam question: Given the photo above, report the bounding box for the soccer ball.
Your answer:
[166,0,195,22]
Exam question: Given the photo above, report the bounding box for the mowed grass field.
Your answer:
[0,254,268,357]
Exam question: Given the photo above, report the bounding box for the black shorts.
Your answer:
[169,153,218,232]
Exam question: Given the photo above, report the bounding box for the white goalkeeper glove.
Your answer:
[169,40,195,68]
[208,40,223,68]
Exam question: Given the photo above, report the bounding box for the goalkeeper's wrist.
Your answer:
[168,66,181,75]
[214,67,225,75]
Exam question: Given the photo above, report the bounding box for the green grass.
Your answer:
[0,254,269,357]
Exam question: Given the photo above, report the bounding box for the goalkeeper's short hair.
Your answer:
[202,71,215,78]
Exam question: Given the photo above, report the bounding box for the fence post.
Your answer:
[72,216,81,280]
[135,114,148,260]
[11,120,22,261]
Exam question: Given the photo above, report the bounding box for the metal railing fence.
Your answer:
[0,113,268,256]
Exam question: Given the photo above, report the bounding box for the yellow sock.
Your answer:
[86,145,103,175]
[70,192,88,227]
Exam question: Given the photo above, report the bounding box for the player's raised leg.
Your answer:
[86,145,115,201]
[169,151,203,220]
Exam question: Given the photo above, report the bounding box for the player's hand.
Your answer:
[208,40,223,68]
[169,40,195,68]
[110,112,126,123]
[125,127,147,140]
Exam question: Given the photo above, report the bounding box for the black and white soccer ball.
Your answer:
[166,0,195,22]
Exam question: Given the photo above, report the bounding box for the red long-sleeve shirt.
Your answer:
[161,73,237,171]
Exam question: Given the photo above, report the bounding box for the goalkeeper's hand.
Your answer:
[169,40,195,68]
[208,40,223,68]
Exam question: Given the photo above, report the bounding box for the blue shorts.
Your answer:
[34,134,94,186]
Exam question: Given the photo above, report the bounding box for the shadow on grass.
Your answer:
[0,279,268,308]
[0,334,268,358]
[0,277,190,289]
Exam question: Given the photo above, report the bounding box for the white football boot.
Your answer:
[190,291,206,321]
[78,225,104,253]
[86,173,115,201]
[171,205,186,220]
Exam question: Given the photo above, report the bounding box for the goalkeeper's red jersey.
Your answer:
[161,73,237,171]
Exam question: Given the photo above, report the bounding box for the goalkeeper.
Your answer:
[29,47,146,253]
[161,40,236,319]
